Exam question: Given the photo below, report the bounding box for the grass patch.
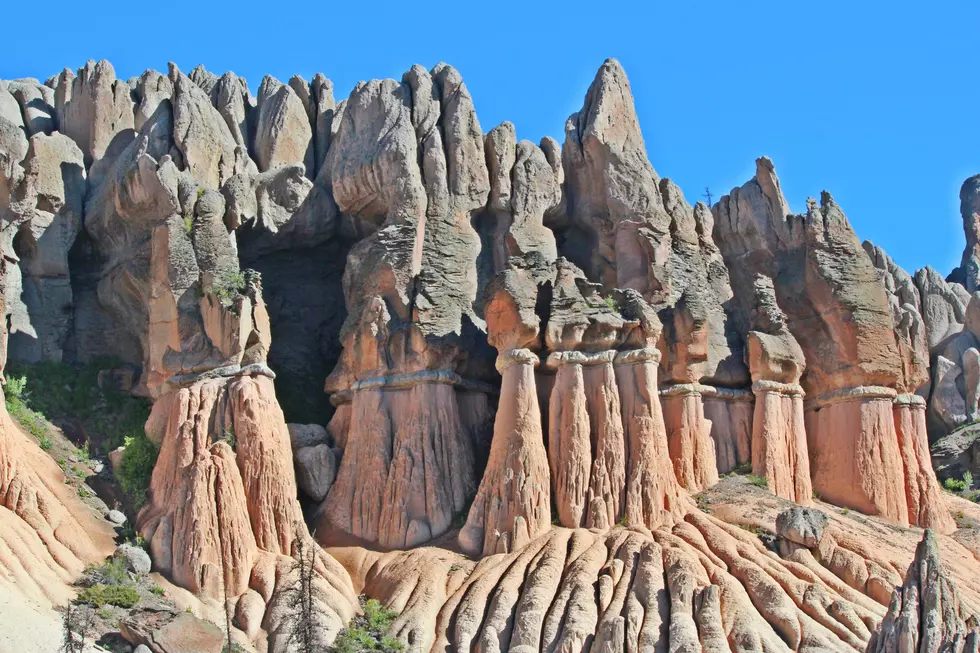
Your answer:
[330,597,403,652]
[944,471,974,493]
[5,359,150,452]
[75,584,139,609]
[746,474,769,488]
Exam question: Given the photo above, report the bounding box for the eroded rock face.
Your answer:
[867,530,980,652]
[317,64,499,548]
[336,494,980,653]
[714,158,949,530]
[3,131,86,363]
[7,52,980,652]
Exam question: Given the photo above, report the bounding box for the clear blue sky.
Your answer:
[3,0,976,276]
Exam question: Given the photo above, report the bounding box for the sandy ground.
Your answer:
[0,579,63,653]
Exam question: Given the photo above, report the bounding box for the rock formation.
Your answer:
[2,52,979,652]
[714,159,951,530]
[867,530,979,652]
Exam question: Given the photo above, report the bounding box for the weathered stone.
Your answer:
[254,78,314,175]
[4,79,56,136]
[294,444,336,502]
[915,266,969,355]
[115,543,152,575]
[57,60,134,168]
[775,506,828,549]
[168,64,250,189]
[867,530,980,652]
[715,158,940,528]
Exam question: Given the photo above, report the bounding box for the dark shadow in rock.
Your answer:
[245,239,350,424]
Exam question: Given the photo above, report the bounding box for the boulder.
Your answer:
[287,423,330,450]
[115,543,152,575]
[120,609,225,653]
[775,506,828,549]
[294,444,337,502]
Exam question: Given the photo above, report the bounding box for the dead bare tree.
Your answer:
[279,522,320,652]
[61,602,94,653]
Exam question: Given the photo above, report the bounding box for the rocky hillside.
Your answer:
[1,58,979,652]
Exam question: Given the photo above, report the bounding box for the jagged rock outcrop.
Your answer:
[867,530,980,652]
[55,60,135,171]
[317,64,496,549]
[556,60,748,499]
[714,158,950,530]
[952,175,980,291]
[6,52,980,652]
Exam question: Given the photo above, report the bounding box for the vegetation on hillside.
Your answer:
[329,597,403,652]
[3,360,157,507]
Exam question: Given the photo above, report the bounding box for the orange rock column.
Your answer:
[458,349,551,556]
[702,387,753,475]
[321,372,475,549]
[613,347,684,530]
[893,394,955,533]
[750,381,812,503]
[805,387,909,525]
[661,384,718,492]
[547,350,626,529]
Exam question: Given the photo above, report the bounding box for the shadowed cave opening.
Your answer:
[242,239,351,426]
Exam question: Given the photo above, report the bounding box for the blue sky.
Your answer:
[3,0,976,276]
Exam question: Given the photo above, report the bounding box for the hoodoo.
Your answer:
[0,54,977,653]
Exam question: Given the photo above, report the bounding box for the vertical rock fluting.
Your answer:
[746,324,812,503]
[459,348,550,556]
[318,64,496,548]
[865,241,954,532]
[702,387,753,475]
[714,158,947,527]
[660,384,718,493]
[867,530,980,652]
[614,346,685,529]
[557,60,746,497]
[140,376,299,597]
[544,261,630,529]
[893,394,956,533]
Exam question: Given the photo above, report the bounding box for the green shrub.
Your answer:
[119,432,158,508]
[746,474,769,488]
[330,598,403,652]
[965,471,974,489]
[213,270,247,305]
[945,477,968,492]
[5,375,27,398]
[183,215,194,235]
[75,584,139,609]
